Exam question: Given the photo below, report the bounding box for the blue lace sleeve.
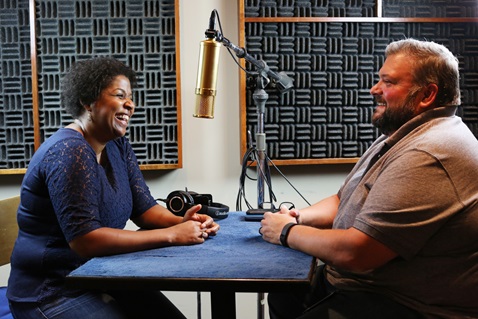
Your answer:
[43,137,104,242]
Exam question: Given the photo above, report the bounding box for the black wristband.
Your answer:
[280,222,297,248]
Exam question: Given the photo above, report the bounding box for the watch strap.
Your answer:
[280,222,297,247]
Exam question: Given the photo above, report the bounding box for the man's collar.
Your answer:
[385,106,458,148]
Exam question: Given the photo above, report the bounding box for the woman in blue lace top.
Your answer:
[7,57,219,319]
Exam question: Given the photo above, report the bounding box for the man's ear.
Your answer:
[420,83,439,109]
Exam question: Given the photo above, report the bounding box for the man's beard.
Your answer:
[372,93,418,136]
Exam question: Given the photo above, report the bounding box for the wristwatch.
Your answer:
[279,222,297,247]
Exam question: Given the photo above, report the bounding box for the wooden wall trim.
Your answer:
[29,0,40,151]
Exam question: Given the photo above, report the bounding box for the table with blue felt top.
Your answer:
[67,211,316,319]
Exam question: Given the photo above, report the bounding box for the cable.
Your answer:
[214,9,257,77]
[264,153,311,206]
[236,146,276,211]
[236,146,310,211]
[236,147,257,211]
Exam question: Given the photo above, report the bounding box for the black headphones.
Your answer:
[158,189,229,220]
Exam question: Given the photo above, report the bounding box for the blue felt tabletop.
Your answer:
[69,212,314,280]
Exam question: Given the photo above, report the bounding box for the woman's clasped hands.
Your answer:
[175,204,220,244]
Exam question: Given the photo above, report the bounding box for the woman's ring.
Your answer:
[201,232,207,238]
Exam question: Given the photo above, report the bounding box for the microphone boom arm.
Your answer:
[216,34,293,94]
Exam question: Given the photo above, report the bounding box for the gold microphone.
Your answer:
[193,38,221,119]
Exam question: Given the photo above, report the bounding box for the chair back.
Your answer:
[0,196,20,266]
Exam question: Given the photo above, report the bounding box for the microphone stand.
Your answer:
[253,75,270,209]
[212,32,293,210]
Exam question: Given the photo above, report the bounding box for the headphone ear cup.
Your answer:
[167,191,194,216]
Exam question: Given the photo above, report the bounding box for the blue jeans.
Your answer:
[9,292,125,319]
[9,291,185,319]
